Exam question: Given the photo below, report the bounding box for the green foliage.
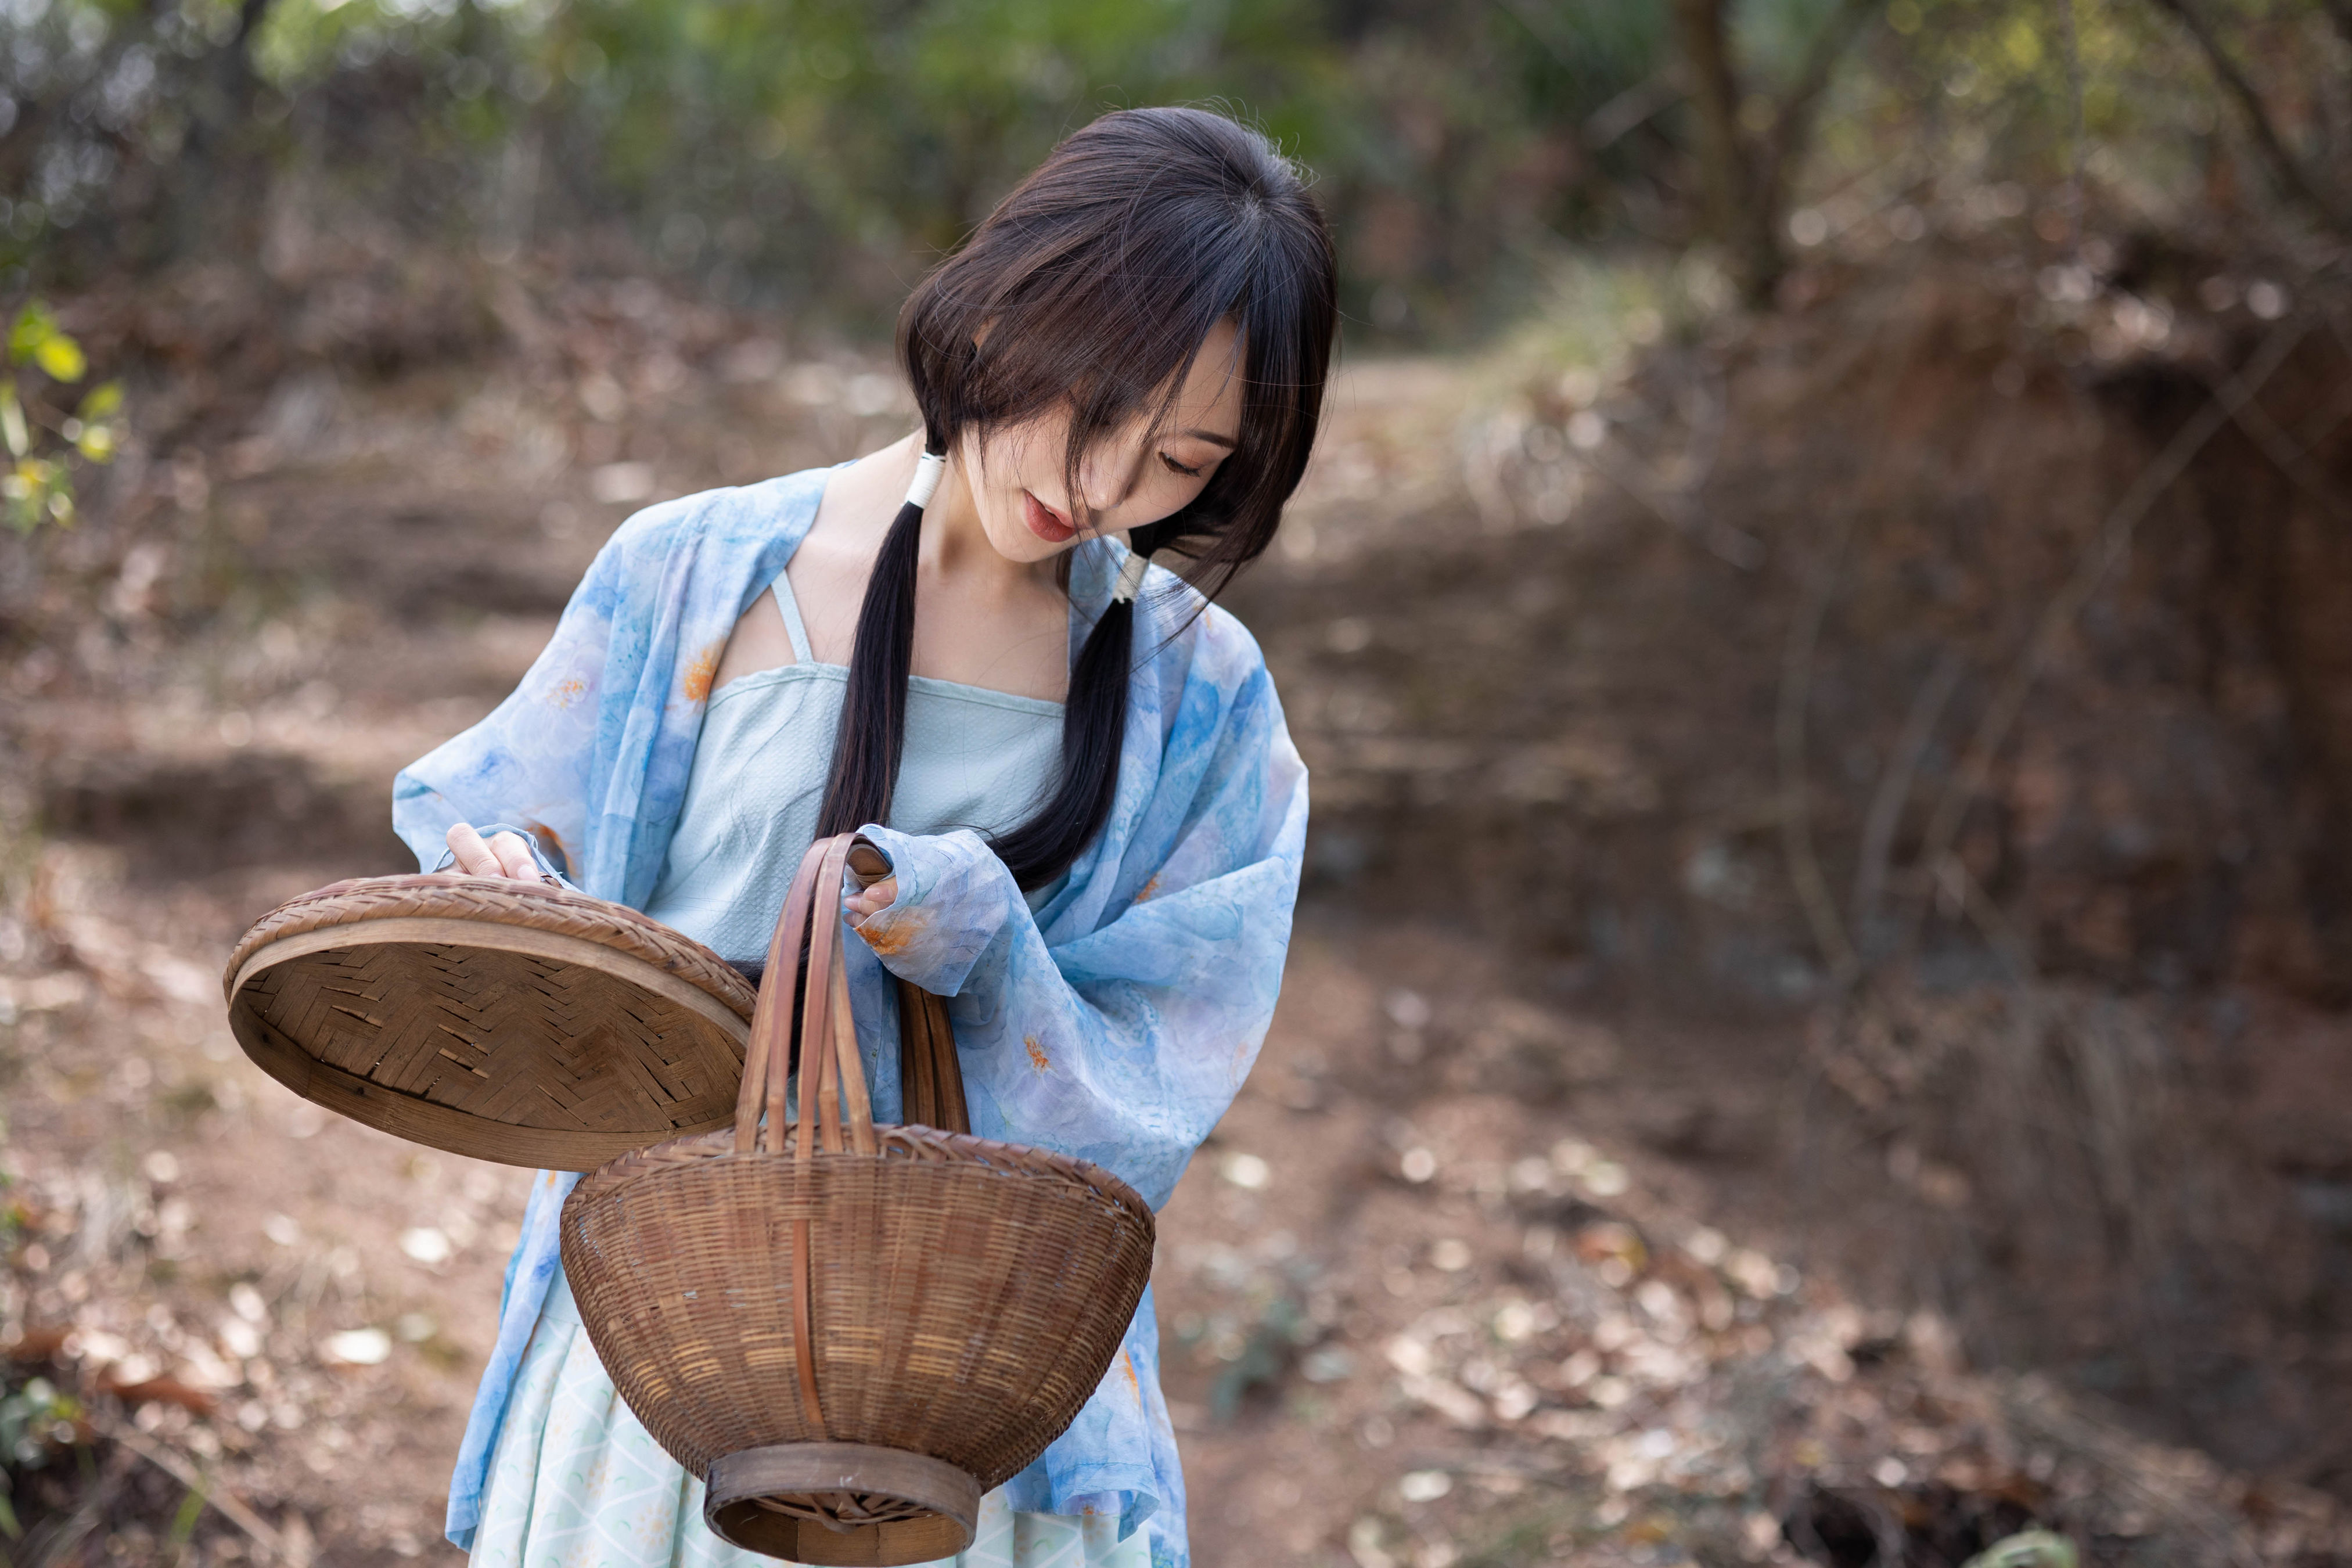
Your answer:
[0,1167,68,1543]
[1,303,121,532]
[0,1362,78,1542]
[0,1375,79,1474]
[1,0,2340,329]
[166,1478,209,1546]
[1963,1530,2081,1568]
[219,0,1689,330]
[6,304,84,384]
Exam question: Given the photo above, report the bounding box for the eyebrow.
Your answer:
[1177,428,1238,450]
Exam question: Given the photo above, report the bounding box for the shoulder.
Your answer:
[549,467,832,649]
[1191,598,1271,688]
[1138,563,1273,697]
[598,468,831,567]
[1135,569,1290,774]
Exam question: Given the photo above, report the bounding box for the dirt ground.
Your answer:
[3,264,2350,1566]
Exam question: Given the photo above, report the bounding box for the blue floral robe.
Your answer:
[390,467,1308,1568]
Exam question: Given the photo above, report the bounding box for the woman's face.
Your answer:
[958,318,1246,566]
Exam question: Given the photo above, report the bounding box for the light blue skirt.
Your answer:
[469,1274,1150,1568]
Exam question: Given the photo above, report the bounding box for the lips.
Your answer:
[1022,490,1077,544]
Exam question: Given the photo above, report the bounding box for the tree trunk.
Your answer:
[167,0,279,258]
[1670,0,1785,307]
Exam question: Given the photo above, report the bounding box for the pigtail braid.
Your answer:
[986,520,1176,887]
[987,589,1134,884]
[813,449,940,840]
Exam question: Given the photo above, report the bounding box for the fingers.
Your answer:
[489,832,542,881]
[446,823,502,876]
[844,875,898,925]
[444,824,553,883]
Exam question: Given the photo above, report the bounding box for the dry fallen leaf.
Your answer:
[321,1328,391,1366]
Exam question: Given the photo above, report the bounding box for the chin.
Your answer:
[980,491,1068,564]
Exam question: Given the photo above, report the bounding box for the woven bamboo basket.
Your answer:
[222,875,758,1171]
[561,834,1157,1565]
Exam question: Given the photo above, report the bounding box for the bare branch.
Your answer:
[1584,71,1688,150]
[1933,854,2037,980]
[2208,361,2352,526]
[100,1417,292,1563]
[1851,646,1966,944]
[1779,512,1861,984]
[2146,0,2349,234]
[1578,437,1766,569]
[1763,0,1886,207]
[1485,0,1575,69]
[1914,316,2310,883]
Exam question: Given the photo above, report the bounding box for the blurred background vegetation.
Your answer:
[2,0,2343,336]
[6,1,2352,1563]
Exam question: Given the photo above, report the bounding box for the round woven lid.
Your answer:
[223,875,758,1171]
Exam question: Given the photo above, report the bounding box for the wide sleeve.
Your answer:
[390,536,630,880]
[389,477,808,903]
[852,646,1307,1211]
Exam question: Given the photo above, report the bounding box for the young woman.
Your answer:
[393,106,1335,1568]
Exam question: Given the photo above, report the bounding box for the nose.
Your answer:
[1077,433,1152,524]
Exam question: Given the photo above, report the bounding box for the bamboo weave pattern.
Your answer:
[222,875,756,1168]
[559,834,1157,1565]
[564,1125,1155,1494]
[225,874,760,1015]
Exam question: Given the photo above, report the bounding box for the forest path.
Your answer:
[1,344,2337,1568]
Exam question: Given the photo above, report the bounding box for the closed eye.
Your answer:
[1160,452,1205,479]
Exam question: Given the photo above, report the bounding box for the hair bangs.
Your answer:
[826,106,1335,890]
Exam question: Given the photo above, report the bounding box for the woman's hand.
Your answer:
[444,823,558,884]
[844,875,898,924]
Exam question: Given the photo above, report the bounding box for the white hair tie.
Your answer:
[905,449,947,509]
[1112,549,1150,605]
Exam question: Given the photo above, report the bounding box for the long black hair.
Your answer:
[812,106,1338,889]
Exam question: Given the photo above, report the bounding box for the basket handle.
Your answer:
[732,837,821,1153]
[798,836,879,1160]
[728,834,857,1440]
[727,832,974,1442]
[735,832,959,1157]
[734,835,863,1156]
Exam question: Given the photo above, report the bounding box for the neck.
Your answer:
[887,430,1060,595]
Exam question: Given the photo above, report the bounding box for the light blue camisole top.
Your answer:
[641,567,1065,965]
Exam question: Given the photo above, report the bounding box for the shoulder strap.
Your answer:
[770,571,818,665]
